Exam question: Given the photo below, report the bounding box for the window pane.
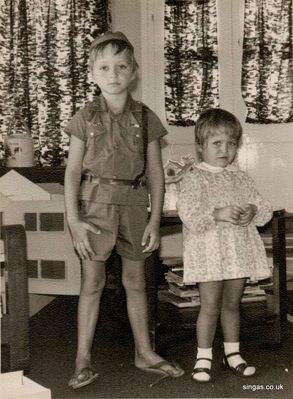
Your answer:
[40,213,64,231]
[27,260,38,278]
[41,260,65,279]
[24,213,37,231]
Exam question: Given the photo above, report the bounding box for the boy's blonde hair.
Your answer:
[194,108,243,148]
[88,39,138,73]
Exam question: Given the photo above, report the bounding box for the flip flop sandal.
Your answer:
[138,360,184,377]
[137,360,184,387]
[68,367,99,389]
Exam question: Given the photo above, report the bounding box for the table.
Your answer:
[149,209,288,352]
[1,225,30,372]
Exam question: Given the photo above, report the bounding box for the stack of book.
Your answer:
[241,282,267,303]
[158,263,200,308]
[158,259,268,307]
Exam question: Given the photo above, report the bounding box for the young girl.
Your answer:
[177,108,272,383]
[65,31,184,389]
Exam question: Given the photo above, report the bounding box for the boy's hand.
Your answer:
[141,222,160,253]
[68,218,101,260]
[238,203,257,226]
[213,205,244,225]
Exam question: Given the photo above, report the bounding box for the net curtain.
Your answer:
[164,0,219,126]
[0,0,111,166]
[242,0,293,124]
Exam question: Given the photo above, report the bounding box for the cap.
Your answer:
[89,31,134,51]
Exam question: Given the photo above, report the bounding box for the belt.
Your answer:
[82,174,146,188]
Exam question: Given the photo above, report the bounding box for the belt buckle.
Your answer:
[83,174,93,183]
[132,179,142,189]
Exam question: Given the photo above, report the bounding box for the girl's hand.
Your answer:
[141,222,160,253]
[68,218,101,260]
[238,204,257,226]
[213,205,244,225]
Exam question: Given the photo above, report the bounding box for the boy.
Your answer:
[64,31,184,389]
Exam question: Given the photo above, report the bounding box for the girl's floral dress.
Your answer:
[177,162,273,284]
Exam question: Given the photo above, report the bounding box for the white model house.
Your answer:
[0,170,81,296]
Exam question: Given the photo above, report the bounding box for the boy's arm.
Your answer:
[64,135,84,222]
[141,139,164,252]
[64,135,100,259]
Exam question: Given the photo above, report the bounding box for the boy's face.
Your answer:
[91,44,136,96]
[200,131,238,168]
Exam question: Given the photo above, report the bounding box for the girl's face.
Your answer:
[199,132,238,168]
[91,44,136,96]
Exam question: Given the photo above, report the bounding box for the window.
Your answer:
[140,0,293,212]
[40,213,64,232]
[27,260,38,278]
[141,0,292,134]
[24,212,65,231]
[40,260,66,280]
[24,213,37,231]
[164,0,219,125]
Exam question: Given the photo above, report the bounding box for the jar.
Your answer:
[5,133,35,167]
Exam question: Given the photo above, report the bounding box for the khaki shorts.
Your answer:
[79,201,150,261]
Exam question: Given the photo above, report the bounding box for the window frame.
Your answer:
[140,0,293,144]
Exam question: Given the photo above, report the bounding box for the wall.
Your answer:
[112,0,293,213]
[111,0,142,100]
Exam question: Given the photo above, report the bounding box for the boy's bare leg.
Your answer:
[69,260,106,384]
[121,257,183,375]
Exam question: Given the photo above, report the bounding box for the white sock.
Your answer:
[224,342,255,376]
[193,347,212,382]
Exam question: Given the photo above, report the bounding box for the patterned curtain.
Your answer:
[242,0,293,124]
[164,0,219,126]
[0,0,111,166]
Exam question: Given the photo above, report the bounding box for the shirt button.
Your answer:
[113,175,117,178]
[135,134,140,138]
[90,132,94,137]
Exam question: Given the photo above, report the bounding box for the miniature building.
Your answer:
[0,170,81,295]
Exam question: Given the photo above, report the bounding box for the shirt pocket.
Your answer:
[84,121,108,163]
[122,124,144,154]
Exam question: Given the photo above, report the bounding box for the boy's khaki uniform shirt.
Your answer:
[65,94,167,205]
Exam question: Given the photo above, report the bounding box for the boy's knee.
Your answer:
[81,276,106,296]
[121,263,146,292]
[122,275,146,292]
